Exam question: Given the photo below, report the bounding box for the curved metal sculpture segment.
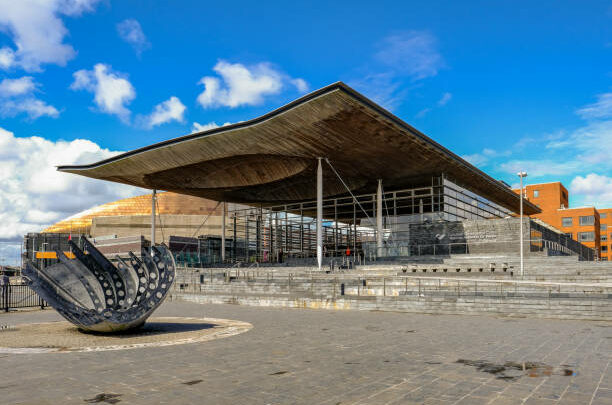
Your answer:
[23,238,175,333]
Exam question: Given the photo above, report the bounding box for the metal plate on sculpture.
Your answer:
[22,239,175,333]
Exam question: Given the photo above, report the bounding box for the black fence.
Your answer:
[1,284,47,312]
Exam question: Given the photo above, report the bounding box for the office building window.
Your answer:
[601,213,608,219]
[578,231,595,242]
[602,245,608,252]
[533,190,539,198]
[603,257,609,261]
[579,216,595,226]
[562,217,573,227]
[602,224,608,231]
[603,235,608,242]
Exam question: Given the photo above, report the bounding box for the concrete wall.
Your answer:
[377,218,588,258]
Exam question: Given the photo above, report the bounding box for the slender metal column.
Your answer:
[151,189,156,256]
[221,201,226,263]
[317,157,323,270]
[376,179,383,257]
[517,171,528,278]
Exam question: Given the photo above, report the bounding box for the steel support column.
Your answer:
[221,201,226,262]
[151,189,156,256]
[376,179,383,257]
[317,157,323,270]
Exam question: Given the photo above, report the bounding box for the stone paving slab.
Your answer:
[0,300,611,404]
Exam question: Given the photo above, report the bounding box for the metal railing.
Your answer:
[1,284,47,311]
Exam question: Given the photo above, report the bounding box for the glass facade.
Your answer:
[226,175,514,263]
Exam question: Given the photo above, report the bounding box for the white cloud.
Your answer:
[0,76,59,119]
[498,159,582,178]
[0,98,60,119]
[291,78,309,93]
[462,148,510,167]
[438,92,452,106]
[191,121,232,133]
[570,174,612,206]
[70,63,136,122]
[350,72,404,110]
[0,76,36,97]
[350,31,444,110]
[116,19,151,56]
[0,126,143,245]
[196,60,307,108]
[0,47,15,69]
[415,92,452,118]
[139,96,186,128]
[576,93,612,120]
[0,0,101,71]
[374,31,444,81]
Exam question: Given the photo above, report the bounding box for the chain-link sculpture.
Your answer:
[22,238,175,333]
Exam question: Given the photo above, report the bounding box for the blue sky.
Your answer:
[1,0,612,263]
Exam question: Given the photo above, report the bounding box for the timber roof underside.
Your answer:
[58,83,539,216]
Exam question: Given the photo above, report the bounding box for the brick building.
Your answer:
[513,182,610,260]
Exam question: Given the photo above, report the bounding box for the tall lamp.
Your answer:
[517,171,528,278]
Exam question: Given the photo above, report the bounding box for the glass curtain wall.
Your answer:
[226,175,513,264]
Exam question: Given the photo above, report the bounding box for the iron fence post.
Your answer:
[2,284,7,312]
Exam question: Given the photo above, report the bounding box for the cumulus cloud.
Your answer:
[116,19,151,56]
[0,76,59,119]
[191,121,232,133]
[0,126,143,246]
[0,98,60,120]
[570,174,612,206]
[291,78,309,93]
[138,96,186,129]
[0,76,36,97]
[196,60,308,108]
[0,0,102,71]
[70,63,136,122]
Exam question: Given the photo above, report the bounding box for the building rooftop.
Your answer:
[58,82,539,215]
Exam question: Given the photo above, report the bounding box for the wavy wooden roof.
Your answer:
[58,82,539,215]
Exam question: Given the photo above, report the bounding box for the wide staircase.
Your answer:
[171,254,612,320]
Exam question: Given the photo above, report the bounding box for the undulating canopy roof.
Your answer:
[58,82,539,215]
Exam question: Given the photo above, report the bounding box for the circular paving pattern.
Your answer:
[0,317,252,354]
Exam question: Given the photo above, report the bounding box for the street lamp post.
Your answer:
[517,171,528,278]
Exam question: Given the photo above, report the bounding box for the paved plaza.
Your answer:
[0,300,611,405]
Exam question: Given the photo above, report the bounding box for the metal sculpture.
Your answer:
[22,238,175,333]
